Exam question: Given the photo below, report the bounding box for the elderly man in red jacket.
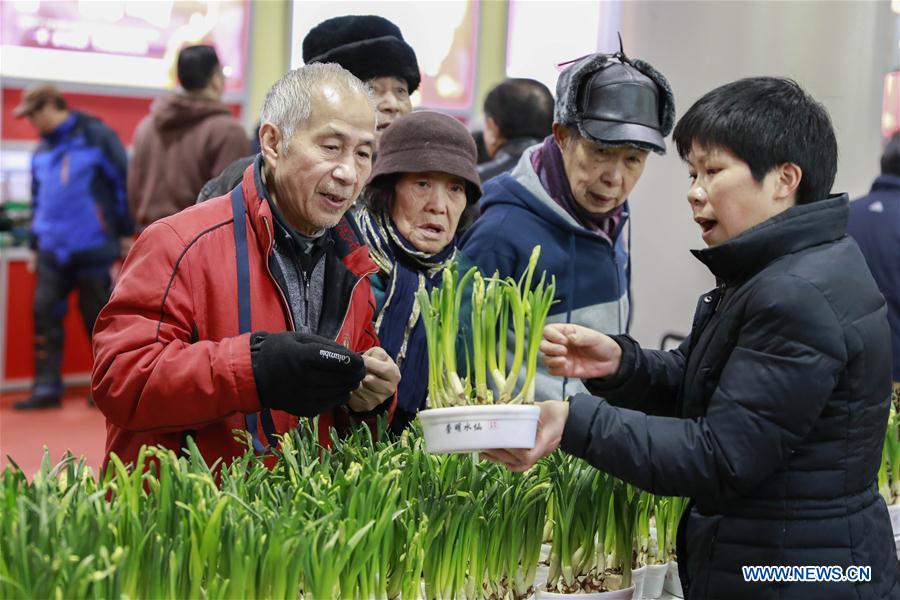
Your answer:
[92,63,400,467]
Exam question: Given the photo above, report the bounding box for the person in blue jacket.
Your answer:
[847,132,900,386]
[13,84,133,410]
[460,49,675,402]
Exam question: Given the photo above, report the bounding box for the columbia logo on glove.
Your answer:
[319,349,351,364]
[249,330,367,417]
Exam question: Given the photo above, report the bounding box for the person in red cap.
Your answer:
[13,83,133,410]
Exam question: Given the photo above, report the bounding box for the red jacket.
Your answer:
[92,162,393,466]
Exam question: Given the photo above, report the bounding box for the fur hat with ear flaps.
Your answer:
[302,15,421,94]
[554,52,675,154]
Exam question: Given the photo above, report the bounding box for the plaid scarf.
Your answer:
[358,208,457,414]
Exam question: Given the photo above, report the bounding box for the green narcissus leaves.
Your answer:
[417,246,557,408]
[0,419,684,598]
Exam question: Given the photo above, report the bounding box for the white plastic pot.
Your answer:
[632,566,647,600]
[534,564,550,591]
[889,503,900,536]
[640,563,669,598]
[418,405,540,454]
[891,504,900,559]
[662,561,683,598]
[535,587,635,599]
[540,543,552,563]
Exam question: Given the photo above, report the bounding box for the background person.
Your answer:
[485,77,899,600]
[478,78,555,183]
[847,132,900,388]
[13,84,133,411]
[128,44,250,229]
[356,111,482,432]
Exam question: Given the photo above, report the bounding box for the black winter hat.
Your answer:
[555,52,675,154]
[302,15,421,94]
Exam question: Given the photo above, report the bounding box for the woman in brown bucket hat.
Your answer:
[357,110,482,432]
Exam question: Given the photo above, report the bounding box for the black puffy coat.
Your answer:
[561,195,899,599]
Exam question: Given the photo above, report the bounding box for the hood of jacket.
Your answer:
[151,93,233,130]
[481,145,629,242]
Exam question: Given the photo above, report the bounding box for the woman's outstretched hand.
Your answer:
[480,400,569,472]
[541,323,622,379]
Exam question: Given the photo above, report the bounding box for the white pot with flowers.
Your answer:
[879,404,900,555]
[640,496,686,599]
[534,455,638,599]
[416,247,555,454]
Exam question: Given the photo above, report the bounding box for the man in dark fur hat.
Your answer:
[303,15,419,141]
[460,50,675,403]
[197,15,421,202]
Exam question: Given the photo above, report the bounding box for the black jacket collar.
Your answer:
[692,194,849,283]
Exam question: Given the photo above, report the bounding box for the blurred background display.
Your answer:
[1,0,249,92]
[290,0,479,114]
[505,0,620,92]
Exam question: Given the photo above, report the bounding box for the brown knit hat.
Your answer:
[368,111,482,203]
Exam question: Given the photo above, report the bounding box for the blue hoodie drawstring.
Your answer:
[562,232,577,399]
[625,216,633,333]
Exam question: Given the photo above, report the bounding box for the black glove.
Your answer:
[250,331,366,417]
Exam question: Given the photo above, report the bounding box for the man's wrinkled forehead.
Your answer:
[304,81,377,134]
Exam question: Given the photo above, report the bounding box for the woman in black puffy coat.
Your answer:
[485,77,900,599]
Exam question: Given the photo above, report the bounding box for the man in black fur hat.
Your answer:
[198,15,421,202]
[303,15,420,142]
[460,50,676,403]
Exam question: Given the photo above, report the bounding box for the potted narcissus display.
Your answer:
[2,417,698,599]
[640,496,680,599]
[537,454,639,600]
[416,246,556,453]
[878,400,900,562]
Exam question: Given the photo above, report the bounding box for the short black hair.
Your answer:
[673,77,837,204]
[881,132,900,177]
[177,45,221,92]
[483,78,554,141]
[472,129,490,164]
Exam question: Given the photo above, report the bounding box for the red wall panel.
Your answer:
[4,259,94,381]
[3,87,241,145]
[2,86,242,386]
